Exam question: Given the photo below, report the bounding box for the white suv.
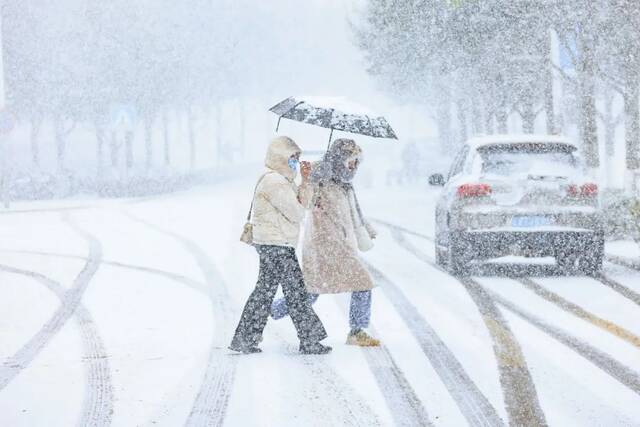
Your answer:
[430,135,604,275]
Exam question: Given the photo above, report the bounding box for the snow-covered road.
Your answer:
[1,178,639,426]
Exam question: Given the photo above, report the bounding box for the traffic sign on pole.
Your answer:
[109,104,137,132]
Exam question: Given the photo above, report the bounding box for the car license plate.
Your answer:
[511,216,552,228]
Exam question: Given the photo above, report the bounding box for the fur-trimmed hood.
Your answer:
[310,138,363,184]
[265,136,301,180]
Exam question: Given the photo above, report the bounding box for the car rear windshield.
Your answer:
[477,143,579,178]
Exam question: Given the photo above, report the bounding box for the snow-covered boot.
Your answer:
[346,330,380,347]
[229,339,262,354]
[299,341,332,355]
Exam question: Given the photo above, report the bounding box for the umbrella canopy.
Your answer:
[270,96,398,142]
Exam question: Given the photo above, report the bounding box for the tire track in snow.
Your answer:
[379,220,640,397]
[386,228,546,427]
[359,342,432,426]
[122,212,236,427]
[0,248,227,425]
[457,278,547,427]
[0,214,103,392]
[516,278,640,350]
[301,356,382,427]
[0,264,113,427]
[363,262,505,427]
[275,336,382,427]
[334,300,433,426]
[0,249,209,295]
[487,289,640,396]
[371,218,435,241]
[595,273,640,308]
[606,254,640,272]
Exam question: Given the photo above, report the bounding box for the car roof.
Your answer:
[466,134,577,151]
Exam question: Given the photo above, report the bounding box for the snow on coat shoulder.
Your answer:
[302,180,375,294]
[251,136,305,248]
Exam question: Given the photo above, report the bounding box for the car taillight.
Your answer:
[457,183,492,198]
[567,183,598,197]
[581,183,598,197]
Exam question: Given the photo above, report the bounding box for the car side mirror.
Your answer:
[429,173,445,186]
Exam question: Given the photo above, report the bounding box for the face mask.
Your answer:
[288,157,300,172]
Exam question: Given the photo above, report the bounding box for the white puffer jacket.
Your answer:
[251,136,311,248]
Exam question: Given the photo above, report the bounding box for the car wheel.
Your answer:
[448,233,471,276]
[556,235,604,276]
[578,237,604,276]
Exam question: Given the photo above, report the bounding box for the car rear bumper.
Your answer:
[452,229,604,259]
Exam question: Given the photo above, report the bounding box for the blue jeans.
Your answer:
[271,290,372,331]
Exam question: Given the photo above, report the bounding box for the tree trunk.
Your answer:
[624,68,640,173]
[110,131,119,168]
[456,99,468,146]
[216,103,223,171]
[521,99,536,134]
[54,116,66,173]
[187,107,196,170]
[544,75,556,134]
[125,131,134,172]
[434,81,453,153]
[577,32,599,170]
[436,99,453,153]
[239,99,246,156]
[544,31,556,134]
[30,115,42,167]
[96,125,105,177]
[484,100,495,135]
[603,89,616,158]
[163,109,170,167]
[471,95,483,135]
[496,93,508,134]
[144,116,153,171]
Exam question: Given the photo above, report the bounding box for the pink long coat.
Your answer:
[300,180,375,294]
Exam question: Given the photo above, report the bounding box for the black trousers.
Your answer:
[231,245,327,347]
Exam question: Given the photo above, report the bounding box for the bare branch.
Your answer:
[63,120,77,136]
[552,63,578,87]
[597,72,625,95]
[614,113,625,127]
[555,30,578,69]
[512,103,523,117]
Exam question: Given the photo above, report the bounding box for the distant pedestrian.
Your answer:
[271,138,380,346]
[229,136,331,355]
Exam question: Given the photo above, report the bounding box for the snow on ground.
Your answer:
[1,176,639,426]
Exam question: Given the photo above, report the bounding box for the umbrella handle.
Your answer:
[276,116,282,133]
[327,128,334,149]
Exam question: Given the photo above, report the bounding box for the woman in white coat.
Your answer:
[229,136,331,355]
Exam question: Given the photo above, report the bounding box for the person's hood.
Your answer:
[310,138,362,184]
[265,136,301,180]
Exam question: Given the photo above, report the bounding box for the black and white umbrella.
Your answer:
[269,96,398,144]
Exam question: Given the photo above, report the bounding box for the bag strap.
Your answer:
[246,172,273,222]
[349,187,366,227]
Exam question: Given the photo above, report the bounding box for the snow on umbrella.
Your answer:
[269,96,398,143]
